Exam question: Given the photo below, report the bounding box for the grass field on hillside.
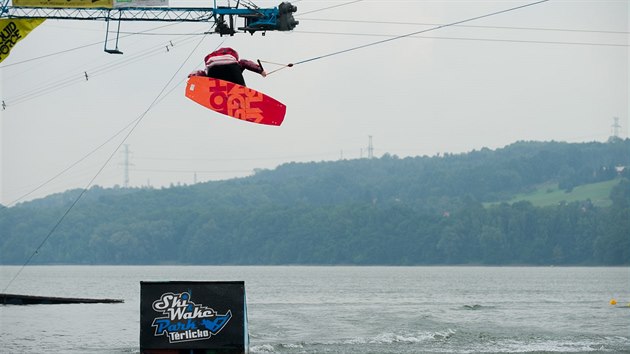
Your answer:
[496,178,624,207]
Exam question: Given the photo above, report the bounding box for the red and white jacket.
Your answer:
[203,47,263,74]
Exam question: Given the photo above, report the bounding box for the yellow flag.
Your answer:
[0,18,46,63]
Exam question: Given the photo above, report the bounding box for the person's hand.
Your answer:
[261,70,268,78]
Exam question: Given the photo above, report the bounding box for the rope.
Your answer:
[284,0,550,68]
[259,60,294,75]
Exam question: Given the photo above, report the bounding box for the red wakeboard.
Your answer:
[185,76,286,126]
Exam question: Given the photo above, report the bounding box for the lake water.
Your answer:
[1,266,629,353]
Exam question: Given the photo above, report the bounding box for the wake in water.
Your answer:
[249,328,630,353]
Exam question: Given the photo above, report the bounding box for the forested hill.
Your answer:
[2,140,629,265]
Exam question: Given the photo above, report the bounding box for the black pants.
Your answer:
[206,63,246,86]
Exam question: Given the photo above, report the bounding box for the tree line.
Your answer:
[1,140,629,265]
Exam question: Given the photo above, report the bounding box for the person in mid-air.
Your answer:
[188,47,267,86]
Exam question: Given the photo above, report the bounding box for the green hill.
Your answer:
[1,140,629,265]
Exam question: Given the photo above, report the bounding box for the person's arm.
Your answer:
[239,59,267,77]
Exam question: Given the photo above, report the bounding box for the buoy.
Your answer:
[609,299,617,305]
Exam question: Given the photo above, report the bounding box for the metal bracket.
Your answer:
[104,13,123,54]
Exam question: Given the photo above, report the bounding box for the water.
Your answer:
[1,266,629,353]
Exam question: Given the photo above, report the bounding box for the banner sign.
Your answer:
[12,0,168,8]
[12,0,114,8]
[140,281,247,353]
[0,18,45,63]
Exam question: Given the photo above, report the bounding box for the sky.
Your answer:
[1,0,628,205]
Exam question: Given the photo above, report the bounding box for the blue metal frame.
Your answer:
[0,2,296,34]
[0,0,10,15]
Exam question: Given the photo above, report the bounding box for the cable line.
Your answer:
[1,42,201,209]
[1,33,211,294]
[298,0,364,16]
[1,117,141,208]
[3,35,201,107]
[0,21,187,69]
[292,0,550,66]
[297,18,630,35]
[293,30,628,48]
[2,0,368,205]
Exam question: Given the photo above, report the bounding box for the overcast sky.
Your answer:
[1,0,628,205]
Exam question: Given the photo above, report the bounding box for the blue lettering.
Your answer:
[154,318,198,334]
[154,318,171,334]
